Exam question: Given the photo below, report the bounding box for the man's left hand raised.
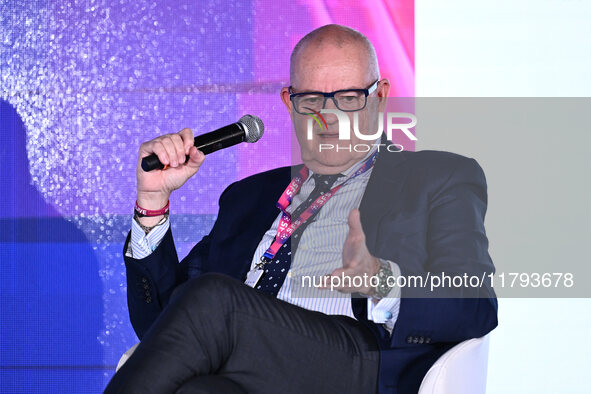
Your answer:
[323,208,381,296]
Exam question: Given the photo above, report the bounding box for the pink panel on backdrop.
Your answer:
[298,0,414,97]
[240,0,415,180]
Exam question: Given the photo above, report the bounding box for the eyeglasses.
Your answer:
[288,80,379,115]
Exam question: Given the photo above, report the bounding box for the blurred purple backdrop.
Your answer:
[0,0,413,391]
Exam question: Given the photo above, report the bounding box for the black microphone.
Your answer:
[141,114,264,172]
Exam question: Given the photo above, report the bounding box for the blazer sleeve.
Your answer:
[123,228,210,339]
[124,183,237,339]
[387,157,498,348]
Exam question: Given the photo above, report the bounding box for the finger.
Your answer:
[347,209,364,238]
[178,128,195,155]
[169,134,186,165]
[317,269,347,290]
[185,146,205,169]
[330,267,347,278]
[341,246,365,268]
[317,275,332,290]
[149,140,170,166]
[323,268,373,294]
[160,137,179,167]
[139,140,162,160]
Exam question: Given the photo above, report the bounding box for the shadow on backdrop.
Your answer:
[0,100,104,393]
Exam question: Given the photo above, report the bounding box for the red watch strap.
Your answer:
[134,200,169,217]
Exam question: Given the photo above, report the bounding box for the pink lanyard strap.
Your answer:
[258,150,378,266]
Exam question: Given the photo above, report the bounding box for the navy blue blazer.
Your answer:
[124,139,498,393]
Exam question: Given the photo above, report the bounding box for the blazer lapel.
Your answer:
[359,136,407,254]
[213,167,293,281]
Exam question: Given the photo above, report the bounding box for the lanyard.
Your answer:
[255,150,377,269]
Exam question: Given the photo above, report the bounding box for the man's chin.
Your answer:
[301,150,365,174]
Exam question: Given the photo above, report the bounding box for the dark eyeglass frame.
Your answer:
[288,79,380,115]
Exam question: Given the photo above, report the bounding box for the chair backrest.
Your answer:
[418,335,490,394]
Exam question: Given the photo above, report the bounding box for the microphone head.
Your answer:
[239,114,264,143]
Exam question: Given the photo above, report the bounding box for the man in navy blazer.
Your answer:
[107,24,497,394]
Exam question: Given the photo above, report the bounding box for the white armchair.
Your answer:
[418,335,490,394]
[117,335,491,393]
[116,343,139,372]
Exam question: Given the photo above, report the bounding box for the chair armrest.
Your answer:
[116,343,140,372]
[418,334,491,394]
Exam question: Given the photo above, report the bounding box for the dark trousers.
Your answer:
[105,273,380,394]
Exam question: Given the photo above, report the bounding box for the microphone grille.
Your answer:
[239,114,264,143]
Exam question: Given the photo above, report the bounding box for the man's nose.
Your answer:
[323,98,339,125]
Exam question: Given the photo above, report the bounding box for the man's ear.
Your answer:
[377,79,390,113]
[280,87,293,115]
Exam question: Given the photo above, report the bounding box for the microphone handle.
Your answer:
[141,123,246,172]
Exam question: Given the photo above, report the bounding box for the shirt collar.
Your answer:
[307,142,378,181]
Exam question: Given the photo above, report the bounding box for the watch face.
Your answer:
[375,262,395,299]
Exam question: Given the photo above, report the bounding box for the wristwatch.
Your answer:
[373,259,395,299]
